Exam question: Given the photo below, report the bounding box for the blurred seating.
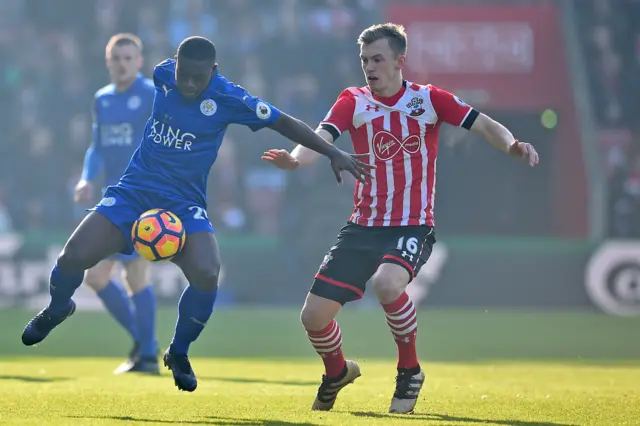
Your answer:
[0,0,375,236]
[576,0,640,237]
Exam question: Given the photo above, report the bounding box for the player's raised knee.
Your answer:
[300,306,324,331]
[371,264,410,304]
[186,265,219,292]
[58,241,99,271]
[300,294,340,331]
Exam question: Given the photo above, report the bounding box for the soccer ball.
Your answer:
[131,209,186,261]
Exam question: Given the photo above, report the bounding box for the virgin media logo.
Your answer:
[372,131,421,161]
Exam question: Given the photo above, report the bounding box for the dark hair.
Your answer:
[357,23,407,56]
[106,33,143,55]
[177,36,217,62]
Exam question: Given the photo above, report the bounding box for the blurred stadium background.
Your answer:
[1,0,639,315]
[0,0,639,424]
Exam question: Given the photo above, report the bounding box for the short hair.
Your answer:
[357,23,407,56]
[106,33,143,55]
[177,36,217,62]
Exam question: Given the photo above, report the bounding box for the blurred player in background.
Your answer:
[22,36,371,393]
[73,33,158,374]
[262,23,539,414]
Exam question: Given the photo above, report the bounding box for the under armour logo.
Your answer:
[365,104,380,112]
[402,251,414,262]
[162,85,172,97]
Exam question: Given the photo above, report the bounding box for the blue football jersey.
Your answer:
[117,59,281,206]
[89,74,155,185]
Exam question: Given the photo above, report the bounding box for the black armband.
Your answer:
[319,123,341,141]
[462,109,479,130]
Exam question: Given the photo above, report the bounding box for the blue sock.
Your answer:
[170,285,217,355]
[97,281,138,342]
[48,262,85,312]
[132,286,157,358]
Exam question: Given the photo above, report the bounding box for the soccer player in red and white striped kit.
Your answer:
[263,23,539,414]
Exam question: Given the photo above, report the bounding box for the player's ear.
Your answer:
[212,63,218,73]
[397,54,406,71]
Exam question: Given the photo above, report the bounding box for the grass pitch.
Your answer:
[0,308,639,425]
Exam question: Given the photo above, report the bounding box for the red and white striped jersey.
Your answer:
[320,82,476,227]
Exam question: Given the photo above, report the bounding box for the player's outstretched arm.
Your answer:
[75,97,105,203]
[268,113,372,183]
[261,128,334,170]
[75,146,102,203]
[470,113,539,167]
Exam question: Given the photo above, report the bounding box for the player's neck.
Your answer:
[114,77,137,93]
[372,78,404,98]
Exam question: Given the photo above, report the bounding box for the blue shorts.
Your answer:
[90,185,214,256]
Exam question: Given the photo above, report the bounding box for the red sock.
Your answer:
[382,292,419,370]
[306,320,346,378]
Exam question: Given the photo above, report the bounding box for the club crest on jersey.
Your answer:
[200,99,217,116]
[256,102,272,120]
[127,95,141,110]
[373,131,421,161]
[98,197,116,207]
[406,97,425,117]
[320,252,333,270]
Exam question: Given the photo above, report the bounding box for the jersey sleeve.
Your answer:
[318,89,356,140]
[220,85,281,132]
[152,59,174,89]
[428,85,478,129]
[81,97,103,181]
[142,79,156,115]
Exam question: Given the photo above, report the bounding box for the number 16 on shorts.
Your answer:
[396,236,420,263]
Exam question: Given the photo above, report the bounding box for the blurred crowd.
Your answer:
[0,0,377,237]
[0,0,637,241]
[578,0,640,237]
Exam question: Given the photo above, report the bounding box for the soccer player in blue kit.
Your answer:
[22,36,372,392]
[74,33,159,374]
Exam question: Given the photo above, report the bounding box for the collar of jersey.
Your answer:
[114,73,144,94]
[371,80,407,107]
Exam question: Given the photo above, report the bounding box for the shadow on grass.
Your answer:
[67,416,318,425]
[199,376,317,387]
[0,375,71,383]
[350,411,576,426]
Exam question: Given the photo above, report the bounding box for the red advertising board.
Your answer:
[406,21,534,75]
[388,4,586,237]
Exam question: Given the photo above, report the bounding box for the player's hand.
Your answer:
[261,149,300,170]
[74,179,94,203]
[328,149,374,184]
[508,140,539,167]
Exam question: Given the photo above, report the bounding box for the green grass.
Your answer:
[0,358,638,425]
[0,308,639,425]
